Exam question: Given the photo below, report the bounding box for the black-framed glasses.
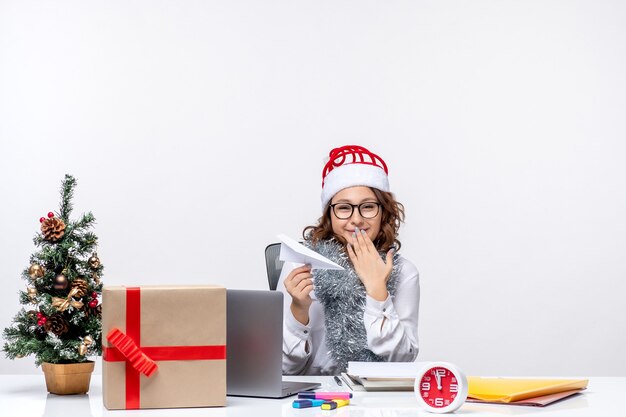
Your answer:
[330,202,381,220]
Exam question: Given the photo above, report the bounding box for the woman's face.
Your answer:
[329,186,382,244]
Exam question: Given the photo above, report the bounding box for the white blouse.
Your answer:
[277,256,420,375]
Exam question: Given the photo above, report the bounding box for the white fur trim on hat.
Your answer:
[321,163,389,208]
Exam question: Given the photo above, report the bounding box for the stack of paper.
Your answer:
[347,361,425,378]
[341,373,414,391]
[466,377,588,407]
[342,362,424,391]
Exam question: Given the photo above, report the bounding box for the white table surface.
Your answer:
[0,374,621,416]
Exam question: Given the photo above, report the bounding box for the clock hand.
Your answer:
[435,371,442,390]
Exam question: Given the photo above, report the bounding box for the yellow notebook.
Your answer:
[467,377,588,403]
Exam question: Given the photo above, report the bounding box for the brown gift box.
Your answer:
[102,285,226,409]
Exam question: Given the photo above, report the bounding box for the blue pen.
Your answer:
[293,399,326,408]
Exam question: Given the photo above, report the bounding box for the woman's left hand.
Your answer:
[347,228,393,301]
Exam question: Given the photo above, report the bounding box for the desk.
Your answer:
[0,375,621,416]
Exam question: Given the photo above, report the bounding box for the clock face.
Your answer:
[418,366,460,409]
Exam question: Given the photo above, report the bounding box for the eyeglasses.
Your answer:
[330,202,381,220]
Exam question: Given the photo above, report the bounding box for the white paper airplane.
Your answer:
[277,234,344,270]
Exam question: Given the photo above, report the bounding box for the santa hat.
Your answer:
[321,145,390,208]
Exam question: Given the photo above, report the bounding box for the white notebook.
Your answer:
[347,361,426,379]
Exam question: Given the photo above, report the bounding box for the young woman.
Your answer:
[277,145,420,375]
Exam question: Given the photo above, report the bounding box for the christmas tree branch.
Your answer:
[59,174,77,221]
[72,212,96,231]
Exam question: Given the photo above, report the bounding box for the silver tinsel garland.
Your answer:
[307,238,400,373]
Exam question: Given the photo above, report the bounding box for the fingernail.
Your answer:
[361,229,366,235]
[355,226,359,233]
[352,232,356,238]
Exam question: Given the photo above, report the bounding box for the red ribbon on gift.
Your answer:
[106,328,158,377]
[102,287,226,409]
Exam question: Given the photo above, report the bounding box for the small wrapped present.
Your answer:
[102,285,226,409]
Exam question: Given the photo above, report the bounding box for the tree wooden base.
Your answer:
[42,361,95,395]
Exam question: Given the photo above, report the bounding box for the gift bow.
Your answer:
[51,287,84,312]
[106,328,158,377]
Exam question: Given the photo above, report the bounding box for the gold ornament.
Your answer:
[92,271,100,285]
[78,344,88,356]
[40,217,66,242]
[88,253,101,269]
[28,264,45,279]
[27,287,38,303]
[51,287,84,312]
[53,274,68,290]
[83,336,94,346]
[16,354,25,359]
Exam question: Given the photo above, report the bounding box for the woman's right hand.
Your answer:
[284,265,314,325]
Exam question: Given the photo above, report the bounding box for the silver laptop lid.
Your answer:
[227,289,284,397]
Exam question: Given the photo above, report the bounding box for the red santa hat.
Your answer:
[321,145,390,208]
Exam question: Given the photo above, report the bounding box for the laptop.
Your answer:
[226,289,320,398]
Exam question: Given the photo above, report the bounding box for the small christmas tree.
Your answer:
[3,174,103,365]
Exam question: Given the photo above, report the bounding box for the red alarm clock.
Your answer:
[414,362,468,413]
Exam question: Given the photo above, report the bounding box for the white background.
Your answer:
[1,1,625,376]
